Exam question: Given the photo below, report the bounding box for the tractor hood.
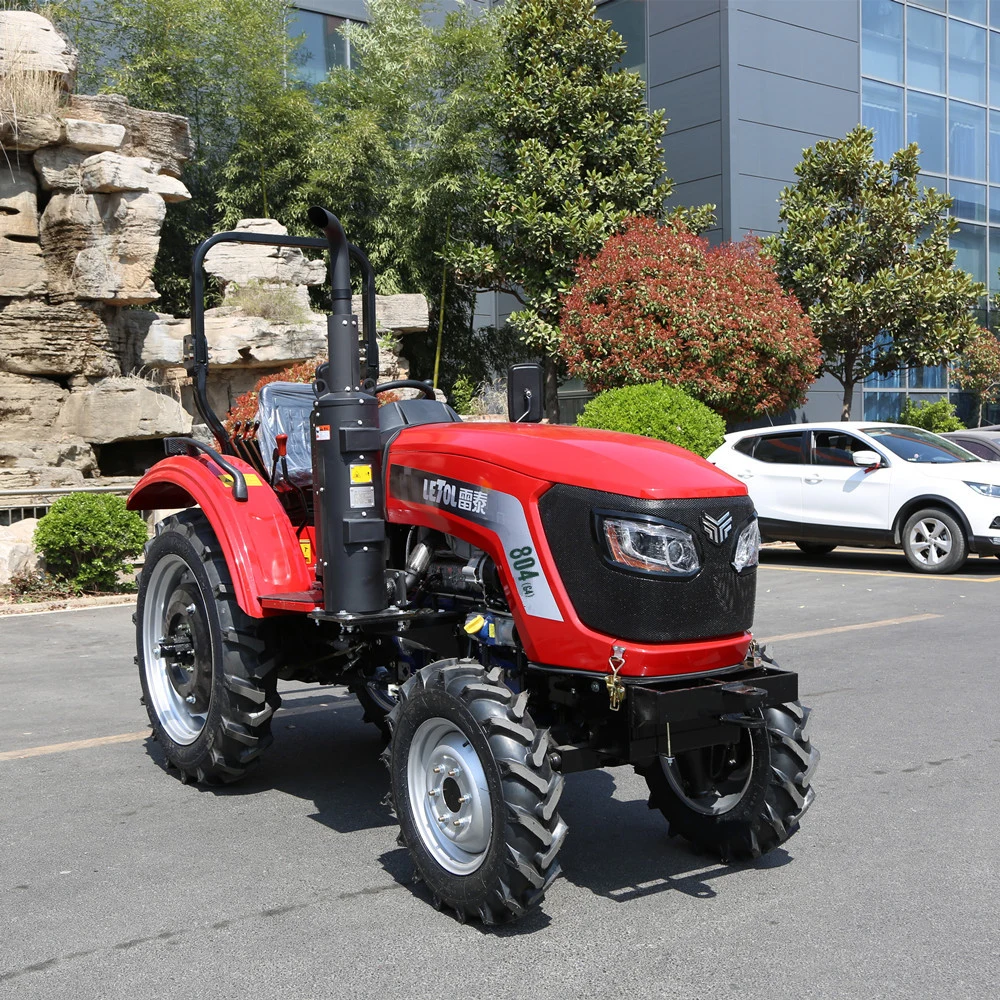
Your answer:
[387,422,746,500]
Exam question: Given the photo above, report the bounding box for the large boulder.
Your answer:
[0,164,46,296]
[0,436,97,475]
[0,11,77,88]
[0,299,118,377]
[33,146,87,189]
[39,189,166,304]
[63,118,125,153]
[0,372,68,435]
[56,379,193,443]
[205,219,327,288]
[0,517,42,587]
[67,94,192,177]
[0,113,63,152]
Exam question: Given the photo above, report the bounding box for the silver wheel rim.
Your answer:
[659,734,754,817]
[142,553,212,745]
[407,718,492,875]
[907,518,952,567]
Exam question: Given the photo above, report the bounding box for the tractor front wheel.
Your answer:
[136,511,279,784]
[385,659,567,923]
[641,702,818,861]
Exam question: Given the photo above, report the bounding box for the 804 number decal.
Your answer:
[509,545,540,598]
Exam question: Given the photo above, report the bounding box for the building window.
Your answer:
[950,178,988,220]
[863,80,904,160]
[863,0,904,82]
[949,100,986,178]
[908,8,946,91]
[598,0,646,83]
[290,8,360,84]
[950,20,987,103]
[952,0,988,24]
[907,91,946,171]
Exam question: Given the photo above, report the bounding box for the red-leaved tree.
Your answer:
[558,218,821,422]
[953,328,1000,427]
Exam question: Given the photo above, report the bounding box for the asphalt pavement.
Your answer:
[1,547,998,999]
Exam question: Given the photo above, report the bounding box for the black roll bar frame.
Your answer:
[188,231,378,453]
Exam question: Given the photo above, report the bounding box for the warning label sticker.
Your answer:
[350,486,375,509]
[315,425,331,441]
[350,464,373,484]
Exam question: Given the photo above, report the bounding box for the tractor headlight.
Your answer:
[732,519,761,573]
[599,515,699,577]
[965,481,1000,498]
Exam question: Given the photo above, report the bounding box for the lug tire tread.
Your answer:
[642,700,818,862]
[385,658,566,924]
[136,510,279,785]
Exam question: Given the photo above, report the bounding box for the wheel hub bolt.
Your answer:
[432,765,443,774]
[185,695,197,704]
[448,767,460,777]
[437,815,447,824]
[428,789,438,797]
[186,603,196,614]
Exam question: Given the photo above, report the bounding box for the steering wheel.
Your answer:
[373,379,437,399]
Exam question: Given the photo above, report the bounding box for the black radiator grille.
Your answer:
[538,485,756,643]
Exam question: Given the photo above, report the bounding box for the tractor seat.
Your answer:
[255,381,316,487]
[255,382,462,488]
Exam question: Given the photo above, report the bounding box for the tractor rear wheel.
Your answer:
[641,702,818,861]
[136,510,279,784]
[384,659,567,923]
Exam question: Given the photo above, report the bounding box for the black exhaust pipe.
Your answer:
[308,206,387,615]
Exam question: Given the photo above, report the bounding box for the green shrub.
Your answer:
[898,397,965,433]
[450,374,476,415]
[33,494,148,593]
[576,383,726,457]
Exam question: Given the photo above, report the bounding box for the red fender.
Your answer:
[127,454,313,618]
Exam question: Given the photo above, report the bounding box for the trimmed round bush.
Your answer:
[34,493,148,593]
[576,383,726,457]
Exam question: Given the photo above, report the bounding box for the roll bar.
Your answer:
[188,229,378,452]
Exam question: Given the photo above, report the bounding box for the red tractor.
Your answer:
[130,209,818,924]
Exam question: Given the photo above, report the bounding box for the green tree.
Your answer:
[447,0,712,420]
[302,0,500,390]
[953,327,1000,426]
[765,125,984,421]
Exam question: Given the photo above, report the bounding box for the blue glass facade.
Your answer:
[862,0,1000,423]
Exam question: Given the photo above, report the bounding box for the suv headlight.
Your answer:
[965,481,1000,498]
[599,515,700,576]
[732,519,760,573]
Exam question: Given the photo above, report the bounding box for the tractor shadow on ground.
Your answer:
[146,689,792,930]
[554,768,792,904]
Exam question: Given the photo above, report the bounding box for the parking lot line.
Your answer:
[759,612,941,644]
[0,731,147,761]
[760,563,1000,583]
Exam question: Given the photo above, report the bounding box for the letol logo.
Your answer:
[702,510,733,545]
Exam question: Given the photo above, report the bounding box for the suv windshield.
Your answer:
[864,426,980,464]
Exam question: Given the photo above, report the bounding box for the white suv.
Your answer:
[708,422,1000,574]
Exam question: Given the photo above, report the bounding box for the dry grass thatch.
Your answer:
[0,18,66,137]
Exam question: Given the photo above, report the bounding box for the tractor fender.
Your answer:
[127,454,312,618]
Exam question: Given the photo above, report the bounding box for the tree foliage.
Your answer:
[897,397,965,433]
[576,383,726,458]
[764,125,985,420]
[447,0,711,418]
[953,328,1000,426]
[559,218,819,423]
[301,0,501,391]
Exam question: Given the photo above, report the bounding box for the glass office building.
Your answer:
[861,0,999,422]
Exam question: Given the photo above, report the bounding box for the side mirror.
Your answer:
[507,363,544,423]
[853,450,881,470]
